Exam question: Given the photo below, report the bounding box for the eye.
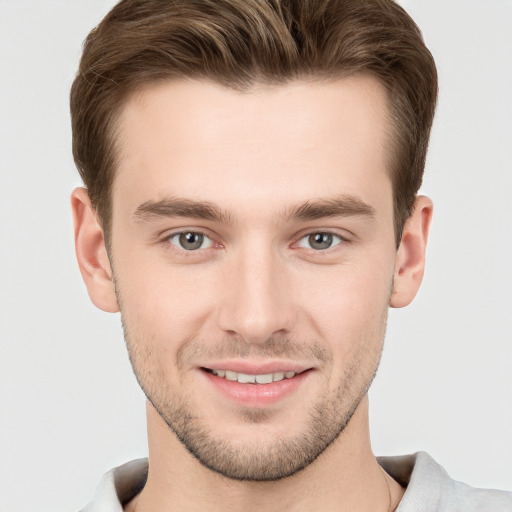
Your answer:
[297,232,343,251]
[168,231,213,251]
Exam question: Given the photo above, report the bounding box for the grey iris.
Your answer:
[179,232,204,250]
[309,233,333,250]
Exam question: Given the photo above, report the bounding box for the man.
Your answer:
[69,1,511,511]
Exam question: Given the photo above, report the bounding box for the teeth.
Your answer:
[211,369,297,384]
[255,374,273,384]
[225,370,238,381]
[237,373,256,384]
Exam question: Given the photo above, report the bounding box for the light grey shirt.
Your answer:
[81,452,512,511]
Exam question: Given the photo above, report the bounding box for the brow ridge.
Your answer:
[286,195,376,222]
[132,194,375,224]
[133,198,233,223]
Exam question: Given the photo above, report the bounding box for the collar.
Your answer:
[80,452,466,511]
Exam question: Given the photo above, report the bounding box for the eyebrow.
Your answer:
[133,198,234,224]
[284,195,376,222]
[132,195,375,224]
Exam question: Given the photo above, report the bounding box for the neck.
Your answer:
[126,397,404,512]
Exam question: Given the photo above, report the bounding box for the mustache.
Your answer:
[176,335,330,365]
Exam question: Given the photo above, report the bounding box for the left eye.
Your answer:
[168,232,213,251]
[297,232,343,251]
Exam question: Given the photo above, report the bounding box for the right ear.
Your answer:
[71,187,119,313]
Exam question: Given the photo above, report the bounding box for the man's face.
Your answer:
[109,77,398,480]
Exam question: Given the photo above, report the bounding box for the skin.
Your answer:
[72,76,432,511]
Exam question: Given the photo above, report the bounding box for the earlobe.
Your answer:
[390,196,433,308]
[71,187,119,313]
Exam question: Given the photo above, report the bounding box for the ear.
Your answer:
[71,187,119,313]
[390,196,433,308]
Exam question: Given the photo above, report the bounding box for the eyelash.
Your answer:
[162,229,348,254]
[166,231,215,251]
[295,232,345,251]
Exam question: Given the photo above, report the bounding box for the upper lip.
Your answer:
[199,360,313,375]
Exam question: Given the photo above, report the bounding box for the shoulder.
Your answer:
[379,451,512,512]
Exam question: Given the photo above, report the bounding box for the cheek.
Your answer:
[294,258,394,347]
[114,251,219,343]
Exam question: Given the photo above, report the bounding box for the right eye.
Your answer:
[167,231,214,251]
[296,232,344,251]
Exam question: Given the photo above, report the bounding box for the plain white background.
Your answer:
[0,1,511,510]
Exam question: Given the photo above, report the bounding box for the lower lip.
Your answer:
[202,370,311,407]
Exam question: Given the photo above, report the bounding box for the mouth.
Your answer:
[199,365,313,406]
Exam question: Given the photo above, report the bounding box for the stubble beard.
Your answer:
[120,315,387,482]
[112,254,391,483]
[150,365,378,482]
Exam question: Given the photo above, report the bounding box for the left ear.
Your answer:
[390,195,433,308]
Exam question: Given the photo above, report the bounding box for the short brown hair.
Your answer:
[70,0,437,247]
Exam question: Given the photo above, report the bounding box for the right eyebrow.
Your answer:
[132,197,234,224]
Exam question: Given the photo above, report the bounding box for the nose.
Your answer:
[217,245,296,345]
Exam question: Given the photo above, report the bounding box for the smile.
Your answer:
[206,368,297,384]
[201,366,312,406]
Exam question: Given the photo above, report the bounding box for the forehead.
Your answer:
[113,77,393,221]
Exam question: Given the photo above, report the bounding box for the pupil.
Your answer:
[310,233,332,250]
[180,232,203,250]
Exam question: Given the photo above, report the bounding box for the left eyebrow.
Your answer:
[284,195,376,222]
